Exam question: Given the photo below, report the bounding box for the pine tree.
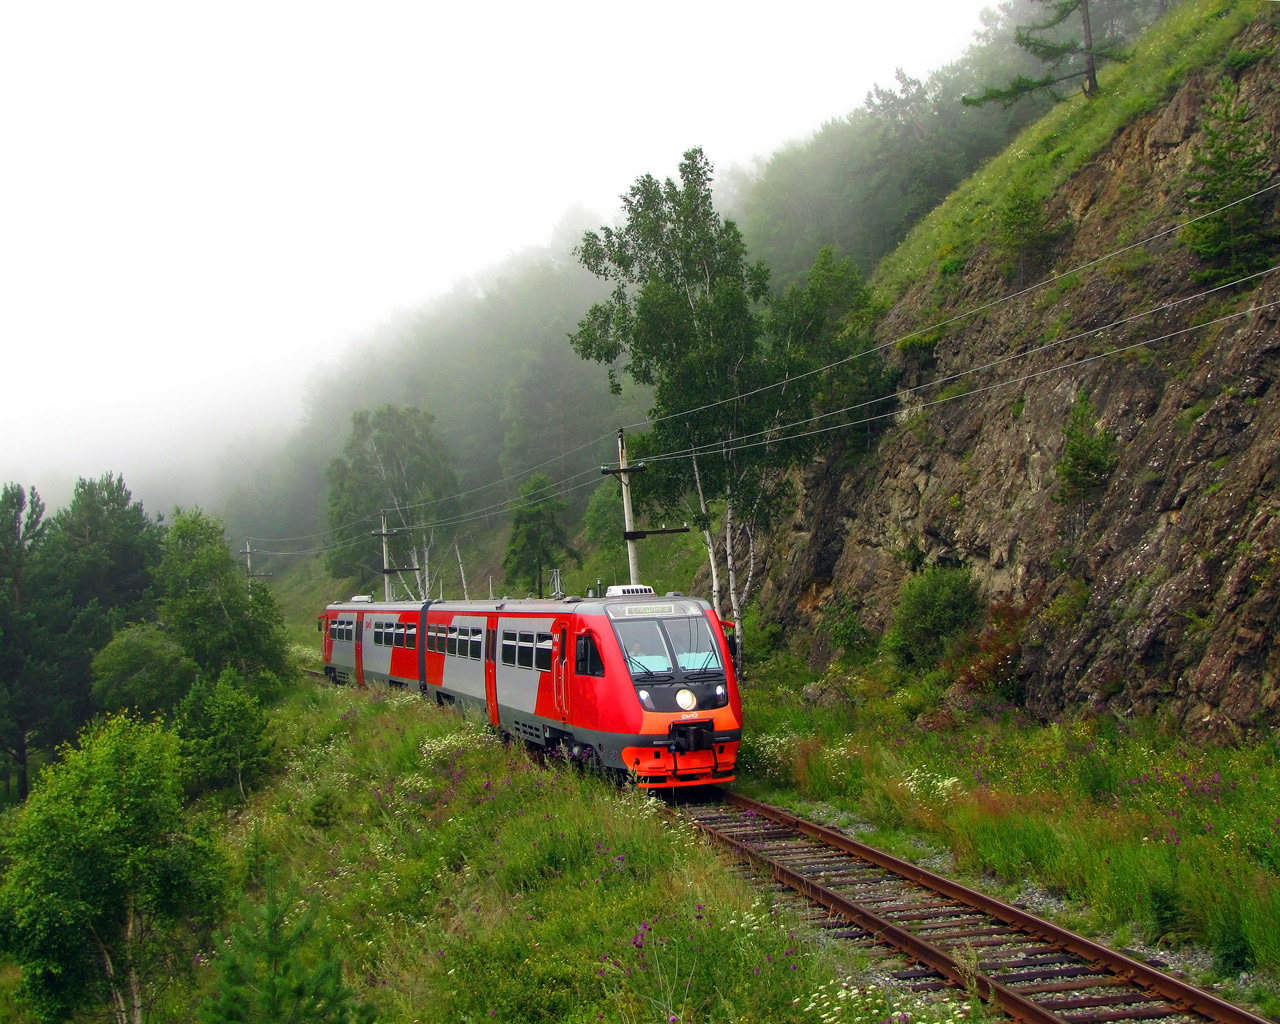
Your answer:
[501,474,580,599]
[1180,76,1272,286]
[200,871,374,1024]
[963,0,1129,106]
[1055,390,1119,511]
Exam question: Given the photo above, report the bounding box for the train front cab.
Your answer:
[570,596,742,789]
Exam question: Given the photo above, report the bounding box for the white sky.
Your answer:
[1,0,993,511]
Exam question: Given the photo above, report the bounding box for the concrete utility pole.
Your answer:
[373,511,395,601]
[242,540,272,592]
[601,428,689,587]
[601,428,643,586]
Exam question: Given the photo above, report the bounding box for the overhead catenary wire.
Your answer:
[251,183,1280,556]
[261,281,1278,557]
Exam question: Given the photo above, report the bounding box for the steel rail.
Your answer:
[692,792,1272,1024]
[688,807,1070,1024]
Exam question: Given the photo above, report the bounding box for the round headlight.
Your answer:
[638,689,651,703]
[675,688,698,711]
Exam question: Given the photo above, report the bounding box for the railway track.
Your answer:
[679,792,1274,1024]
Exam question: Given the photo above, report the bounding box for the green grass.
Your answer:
[63,680,963,1024]
[735,647,1280,990]
[871,0,1267,314]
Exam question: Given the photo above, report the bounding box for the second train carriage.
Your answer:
[319,586,741,788]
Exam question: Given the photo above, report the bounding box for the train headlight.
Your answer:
[637,689,655,710]
[675,688,697,711]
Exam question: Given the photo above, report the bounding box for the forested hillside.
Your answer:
[217,0,1277,735]
[216,0,1160,590]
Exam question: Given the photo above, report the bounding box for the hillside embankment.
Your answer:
[760,11,1280,738]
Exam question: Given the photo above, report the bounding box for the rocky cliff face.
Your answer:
[758,19,1280,738]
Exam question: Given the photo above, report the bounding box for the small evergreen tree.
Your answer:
[177,669,272,800]
[1055,390,1119,513]
[501,474,580,598]
[1180,76,1272,286]
[996,177,1054,287]
[200,871,374,1024]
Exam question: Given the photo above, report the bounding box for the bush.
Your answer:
[883,566,981,668]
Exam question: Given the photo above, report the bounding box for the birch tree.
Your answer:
[325,404,459,597]
[570,149,782,665]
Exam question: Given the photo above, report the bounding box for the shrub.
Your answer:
[884,566,982,668]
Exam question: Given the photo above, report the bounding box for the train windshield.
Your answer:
[613,616,723,682]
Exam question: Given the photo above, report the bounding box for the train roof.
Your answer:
[322,588,714,619]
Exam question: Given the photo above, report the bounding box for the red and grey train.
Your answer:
[318,585,741,788]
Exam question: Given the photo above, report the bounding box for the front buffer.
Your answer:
[622,718,741,788]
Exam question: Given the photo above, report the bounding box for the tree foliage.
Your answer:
[501,474,580,598]
[884,566,983,668]
[1055,389,1119,509]
[177,668,273,800]
[91,622,199,718]
[962,0,1133,106]
[325,404,459,598]
[199,870,374,1024]
[156,508,290,682]
[0,714,226,1024]
[572,149,784,654]
[1180,75,1274,286]
[573,155,897,663]
[0,483,51,799]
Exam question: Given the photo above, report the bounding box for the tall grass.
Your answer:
[127,681,975,1024]
[736,656,1280,985]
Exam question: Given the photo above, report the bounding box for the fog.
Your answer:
[2,0,993,514]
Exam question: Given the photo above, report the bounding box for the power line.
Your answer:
[250,185,1280,556]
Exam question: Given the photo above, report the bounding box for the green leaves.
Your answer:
[0,714,227,1023]
[1180,76,1273,286]
[157,509,290,681]
[502,474,580,598]
[324,404,458,592]
[1055,389,1119,507]
[200,869,374,1024]
[884,566,982,669]
[178,669,273,800]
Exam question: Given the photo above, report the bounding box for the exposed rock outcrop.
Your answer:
[759,20,1280,738]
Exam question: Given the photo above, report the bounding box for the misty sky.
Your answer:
[2,0,994,510]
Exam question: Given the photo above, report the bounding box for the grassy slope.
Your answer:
[874,0,1266,309]
[176,685,971,1024]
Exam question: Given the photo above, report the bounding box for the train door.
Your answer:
[484,616,499,727]
[319,612,333,664]
[354,613,366,688]
[551,620,569,719]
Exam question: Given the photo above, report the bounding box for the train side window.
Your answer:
[430,625,441,653]
[394,623,405,648]
[517,632,534,669]
[446,626,459,657]
[534,632,553,671]
[469,627,483,660]
[407,624,417,650]
[372,621,384,646]
[501,630,517,666]
[576,634,605,677]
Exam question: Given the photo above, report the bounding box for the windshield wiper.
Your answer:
[683,669,723,681]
